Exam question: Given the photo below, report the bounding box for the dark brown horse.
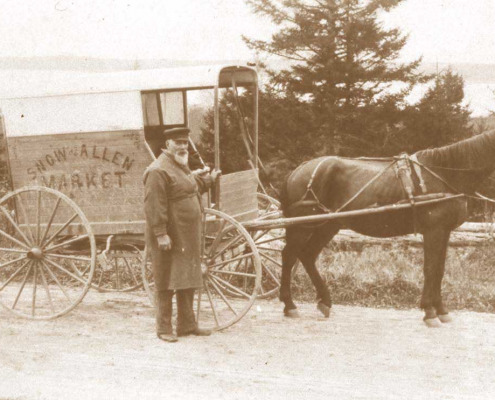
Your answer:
[279,130,495,327]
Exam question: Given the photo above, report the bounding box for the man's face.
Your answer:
[167,139,189,165]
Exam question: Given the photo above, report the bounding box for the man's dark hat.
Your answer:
[163,127,190,141]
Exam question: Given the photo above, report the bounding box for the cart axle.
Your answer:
[27,247,43,259]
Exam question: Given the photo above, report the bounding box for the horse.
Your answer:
[279,129,495,327]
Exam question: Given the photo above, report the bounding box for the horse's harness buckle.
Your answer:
[395,153,416,202]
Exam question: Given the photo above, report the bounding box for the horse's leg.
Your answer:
[432,230,453,323]
[298,224,340,318]
[280,227,310,318]
[422,227,451,327]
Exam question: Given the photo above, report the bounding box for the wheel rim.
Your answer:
[0,186,96,319]
[93,244,143,292]
[141,208,261,331]
[141,247,155,306]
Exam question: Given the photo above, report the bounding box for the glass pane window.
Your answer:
[160,91,184,125]
[141,93,160,126]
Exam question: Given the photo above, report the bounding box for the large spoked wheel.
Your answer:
[0,186,96,319]
[252,193,284,299]
[93,244,143,292]
[141,208,261,331]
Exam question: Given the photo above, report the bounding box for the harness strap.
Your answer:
[394,153,415,202]
[335,161,396,213]
[395,153,418,234]
[300,157,334,213]
[410,154,427,193]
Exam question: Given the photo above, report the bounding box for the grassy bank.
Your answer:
[290,242,495,313]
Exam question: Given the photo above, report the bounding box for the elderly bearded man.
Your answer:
[144,127,220,343]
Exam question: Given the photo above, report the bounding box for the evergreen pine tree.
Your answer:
[244,0,426,156]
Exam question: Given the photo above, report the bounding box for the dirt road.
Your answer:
[1,290,494,400]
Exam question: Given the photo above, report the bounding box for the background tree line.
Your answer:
[198,0,494,217]
[197,2,465,177]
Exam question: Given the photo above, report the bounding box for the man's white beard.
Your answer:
[174,152,189,166]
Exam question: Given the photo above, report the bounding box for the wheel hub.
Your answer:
[27,247,43,259]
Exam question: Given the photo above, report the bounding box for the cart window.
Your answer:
[142,93,160,126]
[160,92,184,125]
[141,90,187,158]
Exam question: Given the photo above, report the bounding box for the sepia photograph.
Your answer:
[0,1,494,399]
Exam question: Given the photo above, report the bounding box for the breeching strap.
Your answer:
[296,157,397,214]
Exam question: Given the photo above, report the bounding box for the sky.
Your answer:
[0,0,495,64]
[1,0,495,115]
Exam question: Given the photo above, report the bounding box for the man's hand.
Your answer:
[210,169,222,182]
[157,234,172,251]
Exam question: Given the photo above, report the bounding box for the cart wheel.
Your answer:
[93,244,143,292]
[252,193,284,299]
[141,208,261,331]
[141,247,155,306]
[0,186,96,319]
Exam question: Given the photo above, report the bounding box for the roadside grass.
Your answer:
[291,242,495,313]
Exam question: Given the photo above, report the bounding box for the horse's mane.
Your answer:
[415,130,495,169]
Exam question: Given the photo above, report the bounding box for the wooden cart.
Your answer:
[0,64,286,330]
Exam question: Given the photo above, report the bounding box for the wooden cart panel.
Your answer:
[7,130,153,235]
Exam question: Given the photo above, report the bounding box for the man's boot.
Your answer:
[156,290,177,342]
[176,289,211,337]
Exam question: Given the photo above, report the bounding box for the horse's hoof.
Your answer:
[438,313,453,323]
[424,317,442,328]
[284,309,300,318]
[317,302,331,318]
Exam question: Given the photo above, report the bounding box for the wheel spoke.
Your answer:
[123,256,140,286]
[255,235,285,246]
[260,251,283,267]
[44,234,89,253]
[210,269,257,278]
[36,190,41,244]
[252,229,271,242]
[67,260,84,278]
[261,259,281,285]
[257,246,283,253]
[40,260,72,303]
[12,263,33,310]
[0,247,29,254]
[115,256,121,290]
[207,276,238,315]
[206,220,227,257]
[208,252,254,270]
[43,253,91,262]
[38,263,55,313]
[210,274,251,299]
[43,257,89,286]
[195,288,203,323]
[0,206,33,247]
[204,281,220,327]
[39,197,62,246]
[0,255,28,270]
[32,263,38,317]
[0,228,31,250]
[209,233,244,260]
[42,213,80,248]
[15,193,36,244]
[97,267,104,289]
[0,260,31,291]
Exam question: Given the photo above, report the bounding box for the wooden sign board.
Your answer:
[7,130,153,235]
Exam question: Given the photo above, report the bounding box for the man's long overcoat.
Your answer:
[143,152,212,291]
